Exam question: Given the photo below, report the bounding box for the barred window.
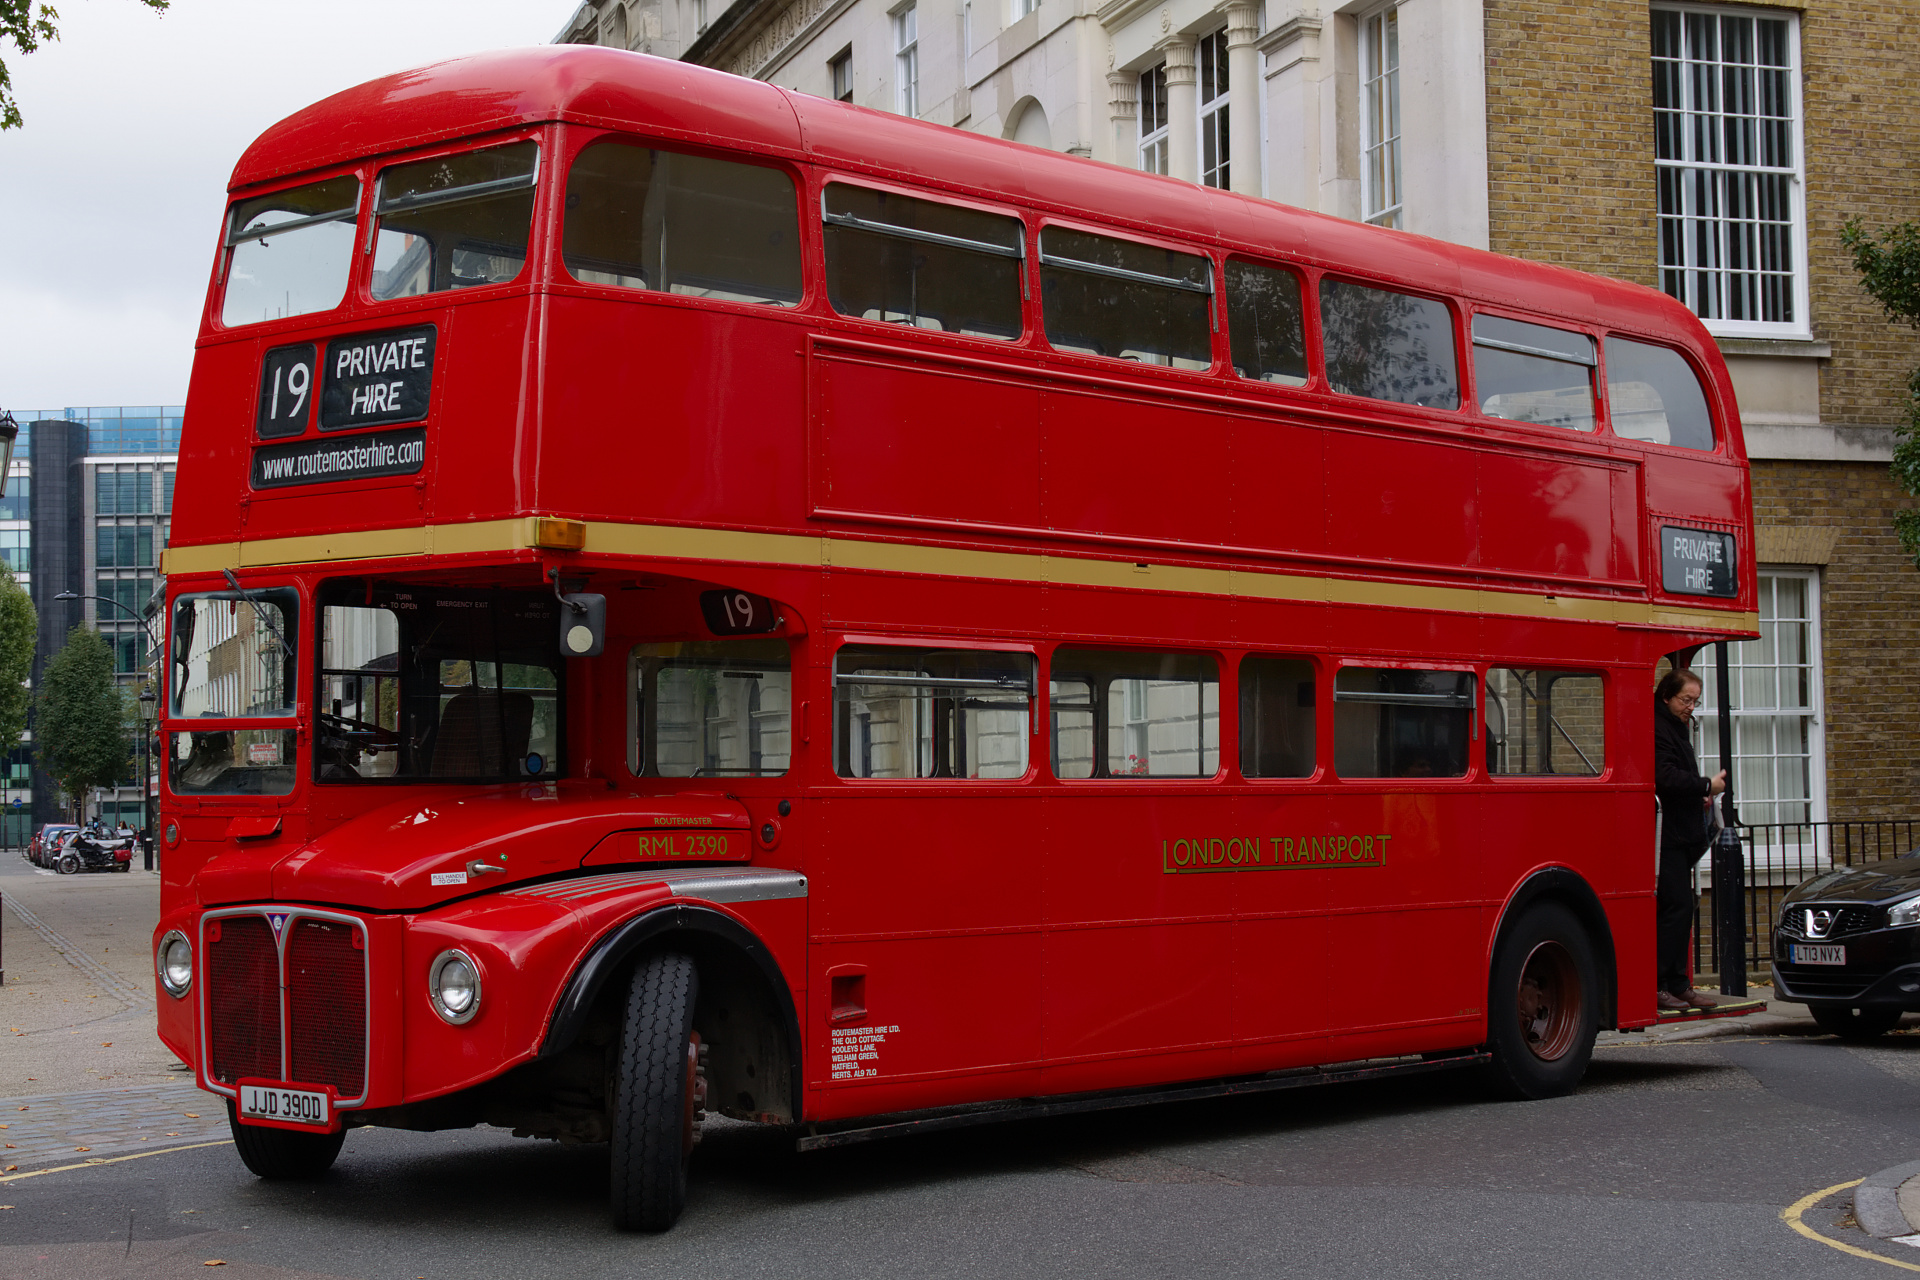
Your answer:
[1652,6,1804,334]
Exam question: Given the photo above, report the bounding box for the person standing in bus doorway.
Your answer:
[1654,668,1729,1011]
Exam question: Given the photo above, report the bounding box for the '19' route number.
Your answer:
[257,343,318,438]
[700,589,779,635]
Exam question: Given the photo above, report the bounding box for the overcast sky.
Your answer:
[0,0,567,412]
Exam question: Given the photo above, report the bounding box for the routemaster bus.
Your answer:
[154,46,1757,1231]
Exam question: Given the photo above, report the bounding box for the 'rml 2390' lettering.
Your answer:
[1162,833,1391,873]
[638,832,733,859]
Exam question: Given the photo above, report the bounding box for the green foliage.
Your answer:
[34,625,131,815]
[0,559,35,749]
[0,0,169,131]
[1842,217,1920,569]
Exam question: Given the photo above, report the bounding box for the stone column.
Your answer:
[1161,35,1199,184]
[1258,10,1325,211]
[1225,2,1262,195]
[1108,70,1140,167]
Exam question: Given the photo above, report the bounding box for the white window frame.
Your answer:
[1693,566,1826,842]
[1359,3,1401,228]
[1197,28,1230,190]
[1138,64,1169,175]
[1010,0,1037,19]
[830,46,854,102]
[893,3,919,117]
[1651,3,1808,338]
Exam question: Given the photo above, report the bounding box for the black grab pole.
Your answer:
[1711,641,1747,996]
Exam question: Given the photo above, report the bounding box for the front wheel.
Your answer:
[1483,902,1599,1100]
[227,1105,345,1179]
[1809,1002,1902,1041]
[56,853,79,875]
[610,952,704,1232]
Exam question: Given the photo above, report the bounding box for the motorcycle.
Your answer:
[57,832,134,874]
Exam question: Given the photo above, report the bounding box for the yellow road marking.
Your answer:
[0,1139,232,1184]
[1782,1178,1920,1272]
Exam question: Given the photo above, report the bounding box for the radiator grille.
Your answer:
[286,919,367,1098]
[206,916,281,1086]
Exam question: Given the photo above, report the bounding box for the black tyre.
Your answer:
[1809,1002,1902,1041]
[610,952,703,1232]
[1483,902,1599,1100]
[227,1104,346,1179]
[56,853,78,875]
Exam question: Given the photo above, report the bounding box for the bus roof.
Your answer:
[231,45,1717,364]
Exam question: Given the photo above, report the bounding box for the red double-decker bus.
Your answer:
[154,47,1756,1230]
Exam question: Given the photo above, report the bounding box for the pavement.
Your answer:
[0,852,232,1177]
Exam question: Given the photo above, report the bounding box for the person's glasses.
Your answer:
[1674,694,1699,707]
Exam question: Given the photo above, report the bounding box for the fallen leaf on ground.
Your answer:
[73,1147,89,1153]
[14,1108,24,1112]
[4,1165,16,1172]
[100,1043,112,1048]
[183,1113,199,1118]
[166,1132,180,1137]
[204,1262,226,1268]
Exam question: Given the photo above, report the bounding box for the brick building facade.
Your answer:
[555,0,1920,823]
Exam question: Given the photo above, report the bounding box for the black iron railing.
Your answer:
[1692,819,1920,975]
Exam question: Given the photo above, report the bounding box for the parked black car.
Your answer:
[1773,851,1920,1039]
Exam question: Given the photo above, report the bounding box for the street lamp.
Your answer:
[0,411,16,498]
[137,689,157,870]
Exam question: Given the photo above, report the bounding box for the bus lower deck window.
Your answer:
[634,640,792,777]
[834,646,1032,780]
[371,141,540,300]
[562,140,801,307]
[1239,656,1315,778]
[1050,649,1219,779]
[1333,667,1473,778]
[1486,669,1604,776]
[1319,278,1459,409]
[823,183,1023,339]
[1039,228,1212,370]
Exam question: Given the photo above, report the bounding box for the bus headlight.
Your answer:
[157,931,193,998]
[428,949,481,1024]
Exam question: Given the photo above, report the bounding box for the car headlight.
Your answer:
[428,949,481,1024]
[1889,894,1920,928]
[157,931,193,998]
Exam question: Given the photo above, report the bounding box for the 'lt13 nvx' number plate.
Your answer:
[1791,944,1845,966]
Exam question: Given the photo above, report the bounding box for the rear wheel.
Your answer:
[1809,1002,1902,1041]
[227,1104,345,1179]
[610,952,704,1232]
[1483,902,1599,1099]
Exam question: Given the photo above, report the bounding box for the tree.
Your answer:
[1842,217,1920,569]
[34,625,130,818]
[0,559,33,750]
[1,0,169,131]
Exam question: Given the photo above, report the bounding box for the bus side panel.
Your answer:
[806,793,1045,1117]
[1231,414,1327,557]
[1325,428,1478,570]
[1474,450,1621,583]
[1317,789,1488,1059]
[538,298,812,530]
[1228,791,1333,1074]
[1038,792,1239,1094]
[173,338,260,550]
[1041,388,1237,549]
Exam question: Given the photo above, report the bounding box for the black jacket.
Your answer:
[1654,702,1712,859]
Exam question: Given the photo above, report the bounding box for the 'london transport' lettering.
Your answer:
[1161,833,1391,873]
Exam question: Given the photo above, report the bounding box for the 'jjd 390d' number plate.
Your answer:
[1791,944,1846,966]
[239,1084,331,1127]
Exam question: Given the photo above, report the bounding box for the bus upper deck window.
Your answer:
[1332,667,1473,779]
[371,141,539,300]
[1039,228,1211,370]
[1319,279,1459,409]
[1049,649,1219,780]
[562,141,801,306]
[834,647,1033,780]
[1604,336,1715,450]
[1224,259,1307,386]
[823,184,1023,340]
[634,640,792,778]
[221,176,359,328]
[1471,314,1596,432]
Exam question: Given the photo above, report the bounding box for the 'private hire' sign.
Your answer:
[1660,526,1737,598]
